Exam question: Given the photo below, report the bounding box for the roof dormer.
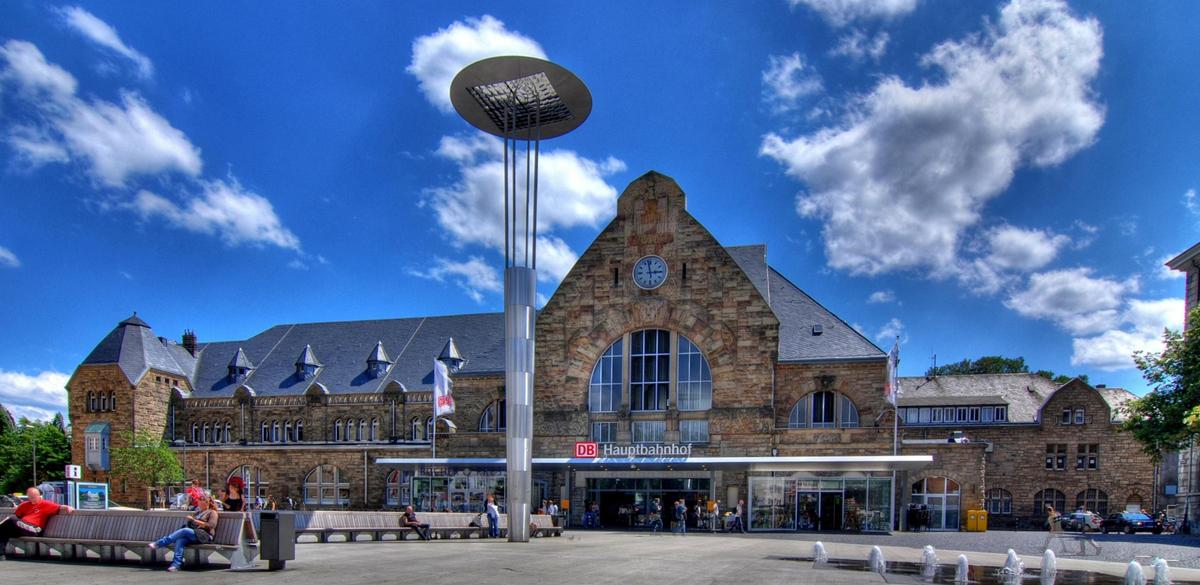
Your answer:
[366,341,392,379]
[228,347,254,383]
[295,344,323,381]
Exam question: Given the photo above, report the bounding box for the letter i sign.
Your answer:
[575,442,598,458]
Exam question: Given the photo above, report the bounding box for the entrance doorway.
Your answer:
[585,477,711,530]
[911,477,961,531]
[795,490,844,530]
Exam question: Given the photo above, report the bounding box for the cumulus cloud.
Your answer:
[983,225,1070,272]
[1185,188,1198,217]
[1072,298,1184,370]
[1157,255,1184,280]
[867,290,895,304]
[1004,268,1137,336]
[875,317,906,343]
[789,0,918,27]
[58,6,154,79]
[830,29,890,61]
[762,53,823,113]
[131,179,300,251]
[761,0,1104,280]
[410,256,502,303]
[407,15,546,113]
[0,245,20,268]
[0,369,69,422]
[0,40,201,187]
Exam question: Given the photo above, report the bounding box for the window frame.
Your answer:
[679,419,710,443]
[591,421,617,444]
[629,330,671,412]
[588,339,623,413]
[986,488,1013,515]
[676,336,712,411]
[631,420,666,444]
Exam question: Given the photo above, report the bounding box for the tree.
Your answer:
[0,417,72,494]
[110,430,184,507]
[926,355,1086,383]
[1122,307,1200,462]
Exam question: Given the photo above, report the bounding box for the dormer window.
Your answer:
[294,345,323,381]
[366,341,393,379]
[228,347,255,383]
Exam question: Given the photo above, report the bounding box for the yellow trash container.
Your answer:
[965,509,988,532]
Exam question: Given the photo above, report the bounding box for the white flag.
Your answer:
[433,359,455,416]
[885,341,901,406]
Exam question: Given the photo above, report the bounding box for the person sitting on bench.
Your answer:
[0,486,73,560]
[149,494,219,572]
[402,506,430,540]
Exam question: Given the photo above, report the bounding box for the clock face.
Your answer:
[633,255,668,289]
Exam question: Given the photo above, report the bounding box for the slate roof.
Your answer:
[726,245,885,363]
[81,313,198,384]
[1096,387,1136,422]
[897,373,1059,424]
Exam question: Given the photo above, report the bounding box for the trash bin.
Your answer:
[965,509,988,532]
[259,511,295,570]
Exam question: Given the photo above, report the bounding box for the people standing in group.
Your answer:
[0,487,74,560]
[486,495,501,538]
[149,494,219,572]
[402,506,431,540]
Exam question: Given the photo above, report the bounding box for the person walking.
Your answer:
[674,499,687,535]
[185,479,204,510]
[149,494,218,572]
[546,499,559,527]
[486,495,501,539]
[0,487,73,560]
[1042,505,1062,551]
[711,499,721,532]
[732,499,747,533]
[649,497,663,533]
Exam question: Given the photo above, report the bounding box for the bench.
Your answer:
[1,508,256,569]
[1044,532,1101,556]
[289,511,561,543]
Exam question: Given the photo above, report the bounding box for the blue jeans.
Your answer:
[675,518,686,534]
[154,528,198,568]
[487,514,499,538]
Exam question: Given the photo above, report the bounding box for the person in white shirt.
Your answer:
[711,500,721,532]
[546,501,559,526]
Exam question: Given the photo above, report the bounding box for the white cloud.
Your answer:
[983,225,1070,272]
[875,317,906,343]
[58,6,153,79]
[830,29,890,61]
[0,40,201,187]
[287,259,309,271]
[762,53,823,113]
[1004,268,1137,336]
[410,256,502,303]
[1157,254,1184,280]
[1185,188,1198,216]
[407,15,546,113]
[762,0,1103,279]
[132,179,300,251]
[0,245,20,268]
[1072,298,1184,370]
[867,290,895,304]
[0,369,69,422]
[789,0,919,27]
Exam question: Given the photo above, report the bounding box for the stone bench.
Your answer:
[0,507,256,569]
[290,511,561,542]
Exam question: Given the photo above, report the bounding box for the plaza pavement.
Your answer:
[3,530,1198,584]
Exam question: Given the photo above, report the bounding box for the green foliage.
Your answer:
[0,417,72,494]
[109,430,184,492]
[1122,307,1200,462]
[926,355,1087,384]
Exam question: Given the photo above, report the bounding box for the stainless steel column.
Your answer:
[505,265,536,542]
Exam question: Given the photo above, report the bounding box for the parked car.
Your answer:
[1101,512,1162,534]
[1058,511,1103,532]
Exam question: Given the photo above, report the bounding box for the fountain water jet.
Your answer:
[999,549,1025,585]
[1041,549,1057,585]
[1126,561,1147,585]
[955,554,970,584]
[1152,558,1171,585]
[812,542,828,565]
[921,545,939,579]
[868,546,886,574]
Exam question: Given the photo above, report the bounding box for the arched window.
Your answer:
[304,464,349,506]
[986,488,1012,515]
[479,399,506,432]
[285,421,293,443]
[333,419,343,442]
[202,423,210,444]
[260,421,269,443]
[787,392,860,429]
[370,418,379,442]
[109,391,116,412]
[224,422,233,444]
[1034,489,1067,516]
[676,336,712,411]
[630,329,671,411]
[87,392,95,412]
[359,419,367,442]
[191,423,200,443]
[272,421,281,443]
[425,417,434,440]
[295,420,304,442]
[386,469,409,507]
[1075,489,1108,515]
[229,465,268,501]
[410,417,421,441]
[589,339,623,412]
[100,392,109,412]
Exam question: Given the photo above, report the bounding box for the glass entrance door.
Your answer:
[911,477,961,530]
[793,490,844,531]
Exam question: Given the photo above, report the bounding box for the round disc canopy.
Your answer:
[450,56,591,140]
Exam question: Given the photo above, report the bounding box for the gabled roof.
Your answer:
[897,373,1059,423]
[1166,241,1200,270]
[81,314,197,384]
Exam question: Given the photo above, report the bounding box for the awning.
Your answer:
[375,454,932,472]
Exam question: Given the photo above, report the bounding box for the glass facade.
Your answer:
[386,465,507,512]
[748,474,893,532]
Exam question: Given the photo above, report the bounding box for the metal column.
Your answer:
[505,266,536,541]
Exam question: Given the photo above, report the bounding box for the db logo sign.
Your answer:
[574,442,598,458]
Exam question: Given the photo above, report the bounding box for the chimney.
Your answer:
[182,329,197,356]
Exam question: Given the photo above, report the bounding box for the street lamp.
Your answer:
[450,55,591,543]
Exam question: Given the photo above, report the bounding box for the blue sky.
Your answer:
[0,0,1196,421]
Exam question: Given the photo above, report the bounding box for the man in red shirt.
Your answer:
[185,479,204,510]
[0,487,73,560]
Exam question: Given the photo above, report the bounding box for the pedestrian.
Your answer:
[185,479,204,510]
[266,496,277,511]
[694,500,705,530]
[148,494,219,572]
[0,487,74,559]
[732,499,746,533]
[1042,505,1062,551]
[214,489,228,510]
[674,499,687,535]
[285,496,296,510]
[486,495,501,539]
[546,499,559,527]
[402,506,431,540]
[224,478,246,513]
[649,497,663,533]
[711,499,721,533]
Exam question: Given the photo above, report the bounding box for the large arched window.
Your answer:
[788,392,859,429]
[304,465,349,506]
[589,339,623,412]
[87,392,96,412]
[986,488,1012,515]
[272,421,281,443]
[260,421,269,443]
[631,329,671,411]
[410,417,421,441]
[479,399,506,432]
[676,336,712,411]
[285,421,293,443]
[425,417,434,440]
[229,465,269,500]
[1034,489,1067,516]
[1075,489,1108,515]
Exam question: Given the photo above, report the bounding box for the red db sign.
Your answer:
[574,442,598,458]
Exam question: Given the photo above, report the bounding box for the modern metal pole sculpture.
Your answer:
[450,56,591,542]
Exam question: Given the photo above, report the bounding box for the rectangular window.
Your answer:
[811,392,836,428]
[1076,444,1099,470]
[918,408,932,423]
[679,420,709,443]
[1046,443,1068,470]
[904,408,919,424]
[1061,409,1072,424]
[1074,408,1086,425]
[630,330,670,411]
[982,407,994,422]
[932,408,943,423]
[968,407,981,422]
[994,406,1007,422]
[631,421,666,444]
[944,407,955,422]
[957,407,969,422]
[591,422,617,444]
